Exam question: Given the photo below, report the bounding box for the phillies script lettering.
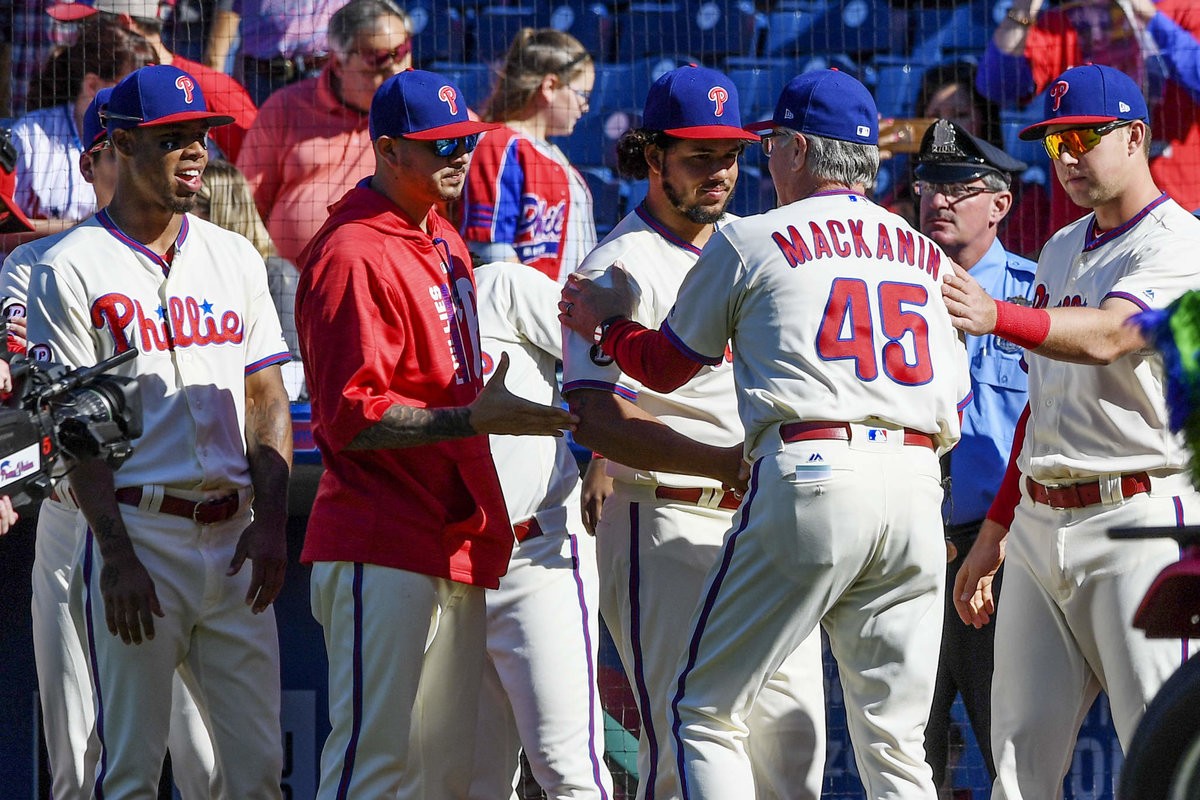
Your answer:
[91,293,244,353]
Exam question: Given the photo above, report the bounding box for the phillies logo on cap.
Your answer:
[708,86,728,117]
[438,85,458,115]
[175,75,195,104]
[1050,81,1069,111]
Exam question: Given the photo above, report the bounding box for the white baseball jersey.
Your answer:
[10,104,97,222]
[562,205,742,489]
[1021,193,1200,482]
[26,210,290,490]
[477,261,580,526]
[663,191,969,456]
[472,261,613,799]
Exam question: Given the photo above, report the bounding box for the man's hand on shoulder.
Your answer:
[469,352,578,437]
[942,260,998,336]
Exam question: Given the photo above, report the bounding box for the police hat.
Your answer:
[914,118,1027,184]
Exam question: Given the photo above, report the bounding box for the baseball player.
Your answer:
[2,87,221,800]
[561,69,970,800]
[912,118,1036,789]
[25,64,293,799]
[561,65,826,800]
[294,70,577,799]
[470,260,613,800]
[945,64,1200,799]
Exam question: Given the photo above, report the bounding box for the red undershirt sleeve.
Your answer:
[602,317,704,392]
[985,402,1030,530]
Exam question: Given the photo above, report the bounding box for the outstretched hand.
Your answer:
[559,262,638,339]
[471,352,579,437]
[952,518,1008,628]
[941,260,998,336]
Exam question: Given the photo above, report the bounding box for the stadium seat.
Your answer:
[404,0,468,66]
[470,3,550,65]
[908,0,996,63]
[614,3,693,62]
[727,60,793,123]
[1000,90,1052,178]
[688,0,758,62]
[428,62,496,112]
[589,62,638,116]
[871,56,931,118]
[545,0,615,61]
[560,107,642,169]
[763,0,890,59]
[577,166,624,236]
[728,167,763,217]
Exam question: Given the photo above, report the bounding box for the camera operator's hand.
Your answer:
[0,495,18,534]
[4,316,26,356]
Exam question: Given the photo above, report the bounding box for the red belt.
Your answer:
[780,421,936,451]
[513,516,543,543]
[115,487,242,524]
[1025,473,1151,510]
[654,486,742,511]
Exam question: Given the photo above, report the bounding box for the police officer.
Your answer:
[914,118,1035,789]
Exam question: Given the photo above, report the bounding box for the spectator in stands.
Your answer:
[978,0,1200,228]
[47,0,258,161]
[881,60,1050,258]
[461,28,596,283]
[236,0,411,264]
[5,15,155,244]
[203,0,350,106]
[194,158,306,400]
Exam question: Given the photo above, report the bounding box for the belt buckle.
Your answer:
[1044,482,1073,510]
[192,496,229,525]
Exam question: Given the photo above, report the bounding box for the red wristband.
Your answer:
[992,299,1050,350]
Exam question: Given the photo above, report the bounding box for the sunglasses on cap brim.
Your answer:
[1042,119,1135,161]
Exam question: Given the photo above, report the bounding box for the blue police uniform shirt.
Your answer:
[946,237,1037,525]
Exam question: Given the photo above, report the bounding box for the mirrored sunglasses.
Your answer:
[1042,119,1134,161]
[431,134,480,157]
[353,40,412,70]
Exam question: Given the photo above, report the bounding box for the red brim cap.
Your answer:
[0,191,35,234]
[402,120,501,140]
[47,2,99,20]
[1018,114,1119,141]
[744,118,776,134]
[110,110,237,130]
[664,125,759,141]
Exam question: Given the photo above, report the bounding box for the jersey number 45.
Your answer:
[817,278,933,386]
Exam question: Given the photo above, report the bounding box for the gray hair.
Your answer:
[328,0,411,57]
[979,170,1012,192]
[784,128,880,191]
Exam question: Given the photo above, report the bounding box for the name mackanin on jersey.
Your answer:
[771,217,943,278]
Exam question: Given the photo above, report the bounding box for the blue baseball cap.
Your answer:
[370,69,500,141]
[82,87,113,150]
[642,65,758,141]
[1019,64,1149,141]
[747,69,878,146]
[105,65,235,131]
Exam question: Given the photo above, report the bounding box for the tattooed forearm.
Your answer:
[346,404,475,450]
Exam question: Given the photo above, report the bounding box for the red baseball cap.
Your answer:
[47,0,169,22]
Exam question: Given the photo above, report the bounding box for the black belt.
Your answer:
[241,53,328,82]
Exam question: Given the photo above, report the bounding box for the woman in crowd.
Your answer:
[461,28,596,283]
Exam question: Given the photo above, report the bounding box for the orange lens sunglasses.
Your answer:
[1042,119,1134,161]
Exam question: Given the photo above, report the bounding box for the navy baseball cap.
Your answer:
[1019,64,1149,141]
[642,65,758,141]
[915,119,1027,183]
[370,69,500,141]
[105,65,235,131]
[747,69,877,145]
[82,87,114,150]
